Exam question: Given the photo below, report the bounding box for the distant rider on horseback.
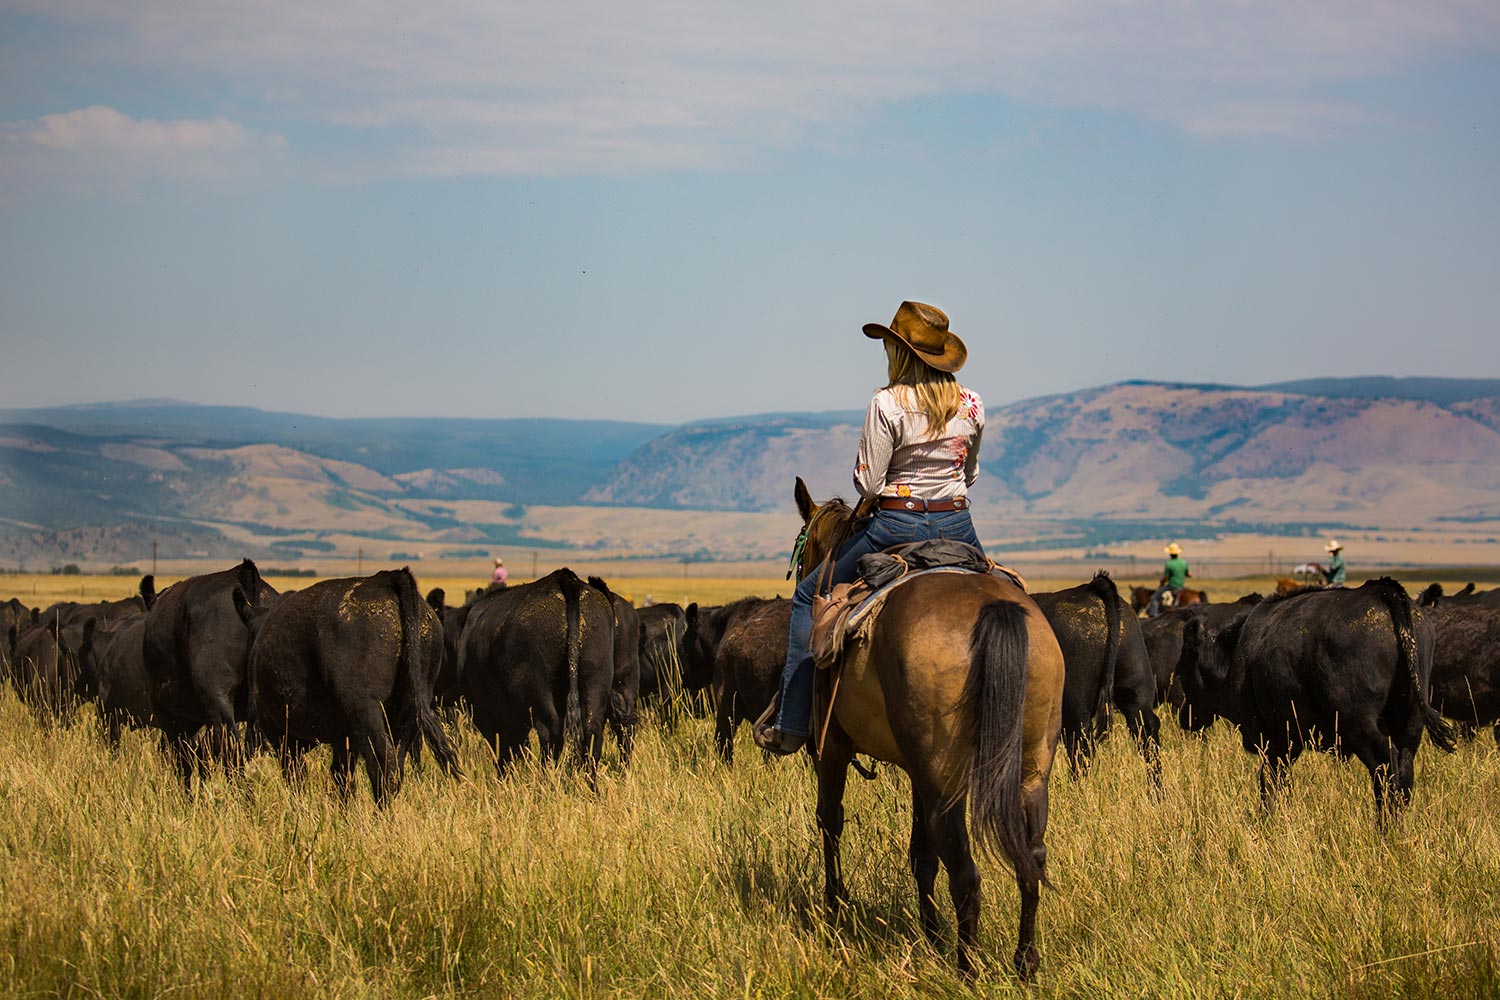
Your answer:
[755,301,986,756]
[1323,539,1345,587]
[1146,542,1190,617]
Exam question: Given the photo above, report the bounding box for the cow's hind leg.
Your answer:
[350,704,401,806]
[908,787,941,946]
[331,740,356,800]
[1119,701,1163,795]
[1354,736,1409,826]
[928,800,982,979]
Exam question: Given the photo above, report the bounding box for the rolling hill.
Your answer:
[3,378,1499,565]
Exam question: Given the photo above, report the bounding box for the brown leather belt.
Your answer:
[878,496,968,512]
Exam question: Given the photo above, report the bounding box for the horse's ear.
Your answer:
[794,476,814,523]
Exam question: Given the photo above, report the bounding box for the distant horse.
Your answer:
[791,478,1065,980]
[1130,585,1209,617]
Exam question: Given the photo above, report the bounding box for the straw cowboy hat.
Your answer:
[1324,540,1342,553]
[863,301,968,373]
[1164,543,1183,556]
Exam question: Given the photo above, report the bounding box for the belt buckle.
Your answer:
[904,500,915,510]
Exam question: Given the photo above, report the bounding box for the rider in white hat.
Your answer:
[1322,541,1345,587]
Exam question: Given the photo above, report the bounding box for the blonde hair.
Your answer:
[885,339,961,438]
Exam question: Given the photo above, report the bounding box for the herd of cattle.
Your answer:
[2,561,1497,817]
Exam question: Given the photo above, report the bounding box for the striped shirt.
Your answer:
[853,385,984,502]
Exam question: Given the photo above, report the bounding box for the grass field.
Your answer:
[2,572,1498,996]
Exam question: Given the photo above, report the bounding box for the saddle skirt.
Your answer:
[810,562,1026,673]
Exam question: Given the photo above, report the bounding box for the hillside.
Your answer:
[591,381,1500,525]
[3,379,1499,565]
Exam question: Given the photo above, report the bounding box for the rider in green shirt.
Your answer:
[1148,542,1191,616]
[1323,540,1346,587]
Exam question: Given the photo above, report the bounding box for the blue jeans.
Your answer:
[775,507,985,737]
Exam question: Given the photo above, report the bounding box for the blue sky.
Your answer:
[2,1,1498,423]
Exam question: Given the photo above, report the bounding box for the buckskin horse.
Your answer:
[791,478,1065,979]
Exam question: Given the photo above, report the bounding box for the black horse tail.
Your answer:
[963,600,1046,889]
[393,567,462,778]
[557,569,586,755]
[1375,577,1456,754]
[1087,572,1121,725]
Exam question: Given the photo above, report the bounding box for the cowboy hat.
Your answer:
[1164,543,1183,556]
[863,301,967,374]
[1324,540,1342,552]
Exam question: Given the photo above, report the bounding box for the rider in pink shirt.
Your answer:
[491,558,509,586]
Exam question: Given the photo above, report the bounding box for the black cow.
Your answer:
[8,615,95,722]
[588,577,641,765]
[1176,578,1456,819]
[459,568,615,778]
[92,615,153,749]
[1425,603,1500,747]
[424,588,469,711]
[142,559,278,787]
[1141,594,1263,714]
[2,607,39,687]
[232,567,460,803]
[1416,582,1500,609]
[683,597,788,764]
[1033,573,1161,787]
[638,603,690,722]
[40,576,156,630]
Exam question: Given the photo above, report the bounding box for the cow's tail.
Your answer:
[394,567,462,778]
[1087,572,1121,723]
[236,559,264,603]
[558,569,586,754]
[1376,577,1457,754]
[963,600,1047,889]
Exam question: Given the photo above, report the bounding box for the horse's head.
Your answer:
[788,476,859,583]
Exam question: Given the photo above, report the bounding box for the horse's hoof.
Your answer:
[1013,945,1040,981]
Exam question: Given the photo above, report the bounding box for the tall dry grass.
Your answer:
[1,677,1496,997]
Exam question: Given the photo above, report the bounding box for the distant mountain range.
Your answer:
[3,377,1499,564]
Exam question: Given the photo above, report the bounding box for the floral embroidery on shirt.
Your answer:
[895,484,912,497]
[958,389,982,422]
[948,437,969,470]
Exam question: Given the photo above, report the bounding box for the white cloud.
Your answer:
[6,0,1500,177]
[0,105,286,190]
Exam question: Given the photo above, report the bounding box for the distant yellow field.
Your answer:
[1,570,1488,613]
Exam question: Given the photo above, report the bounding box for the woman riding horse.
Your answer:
[756,300,988,755]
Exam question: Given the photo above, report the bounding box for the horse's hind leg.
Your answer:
[928,800,982,979]
[907,788,941,946]
[1015,781,1051,981]
[816,737,854,913]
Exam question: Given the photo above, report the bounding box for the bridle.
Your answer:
[785,499,862,591]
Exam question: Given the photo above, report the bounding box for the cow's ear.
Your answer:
[139,575,156,609]
[685,603,698,628]
[794,476,814,524]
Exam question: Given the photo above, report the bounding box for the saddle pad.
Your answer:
[844,566,977,633]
